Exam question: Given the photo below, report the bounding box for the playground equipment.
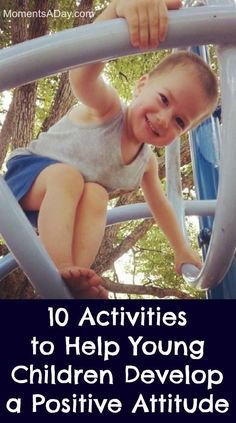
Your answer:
[0,0,236,298]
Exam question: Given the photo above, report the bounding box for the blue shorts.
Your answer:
[4,154,61,226]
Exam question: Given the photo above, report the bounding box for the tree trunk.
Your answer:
[0,0,54,296]
[0,0,50,164]
[40,0,94,133]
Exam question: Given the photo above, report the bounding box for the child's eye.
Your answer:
[160,94,168,105]
[176,116,185,130]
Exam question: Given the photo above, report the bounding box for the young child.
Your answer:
[4,0,218,298]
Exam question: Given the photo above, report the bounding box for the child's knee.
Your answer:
[45,164,84,195]
[83,182,108,213]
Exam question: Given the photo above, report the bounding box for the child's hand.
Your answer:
[174,245,202,275]
[114,0,182,49]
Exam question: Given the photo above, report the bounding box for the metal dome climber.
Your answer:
[1,1,236,298]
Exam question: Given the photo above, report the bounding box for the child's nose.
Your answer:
[157,110,169,129]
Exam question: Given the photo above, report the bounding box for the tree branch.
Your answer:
[93,219,154,274]
[102,277,193,299]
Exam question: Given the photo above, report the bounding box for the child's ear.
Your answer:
[133,74,149,97]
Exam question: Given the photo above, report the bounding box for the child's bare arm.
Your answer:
[69,0,182,116]
[141,154,202,274]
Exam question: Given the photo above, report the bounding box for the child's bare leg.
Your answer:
[73,182,108,267]
[20,165,107,298]
[70,182,109,298]
[21,163,84,267]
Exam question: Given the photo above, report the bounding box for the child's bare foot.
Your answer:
[60,266,108,299]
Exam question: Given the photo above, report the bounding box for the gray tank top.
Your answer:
[9,106,152,193]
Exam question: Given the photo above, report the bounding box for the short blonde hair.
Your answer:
[149,51,218,116]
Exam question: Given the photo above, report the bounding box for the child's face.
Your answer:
[128,67,210,147]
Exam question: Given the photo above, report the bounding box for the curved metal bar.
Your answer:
[0,253,19,280]
[1,6,236,91]
[182,45,236,289]
[166,139,186,235]
[0,176,72,298]
[0,197,216,282]
[1,5,236,295]
[106,200,216,226]
[164,136,204,288]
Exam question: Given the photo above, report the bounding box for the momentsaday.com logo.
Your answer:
[1,9,94,20]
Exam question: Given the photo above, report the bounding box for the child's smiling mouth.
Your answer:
[145,115,159,137]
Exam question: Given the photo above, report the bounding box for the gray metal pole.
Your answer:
[183,45,236,288]
[106,200,216,226]
[0,177,72,298]
[206,0,236,5]
[1,6,236,91]
[166,139,186,236]
[181,0,236,288]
